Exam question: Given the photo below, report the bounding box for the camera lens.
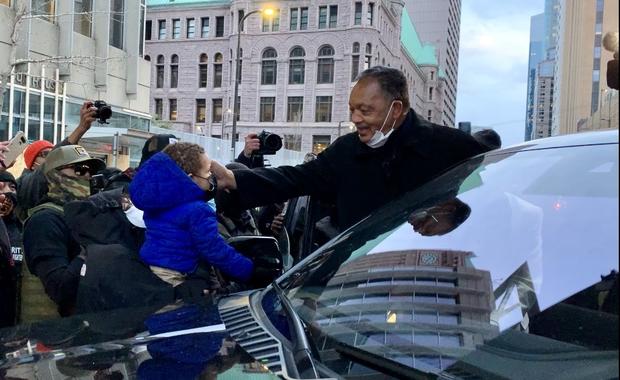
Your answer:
[264,134,282,151]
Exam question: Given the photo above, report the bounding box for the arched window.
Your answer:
[170,54,179,88]
[317,45,334,84]
[261,48,278,85]
[213,53,223,87]
[199,54,208,88]
[156,55,165,88]
[289,46,305,85]
[351,43,360,81]
[364,43,372,69]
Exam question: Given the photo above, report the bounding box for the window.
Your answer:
[172,19,180,39]
[169,99,177,120]
[318,6,327,29]
[109,0,124,49]
[213,53,223,88]
[262,8,280,32]
[260,97,276,122]
[287,96,304,122]
[427,110,432,121]
[317,45,335,84]
[289,46,305,84]
[145,20,152,40]
[74,0,92,37]
[156,55,164,88]
[186,18,195,38]
[430,71,434,80]
[261,48,278,85]
[290,8,299,30]
[312,135,331,154]
[354,2,362,25]
[215,16,224,37]
[144,55,150,61]
[158,20,166,39]
[300,7,309,30]
[31,0,56,22]
[329,5,338,28]
[367,2,375,25]
[199,54,208,88]
[365,43,372,69]
[429,87,434,101]
[196,99,206,122]
[154,99,162,119]
[238,10,245,31]
[284,134,302,151]
[212,99,222,122]
[352,42,360,81]
[170,55,178,88]
[315,96,332,122]
[201,17,209,37]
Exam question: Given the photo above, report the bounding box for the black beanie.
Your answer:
[0,171,17,187]
[138,134,178,168]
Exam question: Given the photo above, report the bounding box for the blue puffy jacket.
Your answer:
[129,152,253,281]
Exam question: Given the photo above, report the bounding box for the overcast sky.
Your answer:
[455,0,544,147]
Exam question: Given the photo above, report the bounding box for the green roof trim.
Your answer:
[147,0,229,7]
[400,8,438,66]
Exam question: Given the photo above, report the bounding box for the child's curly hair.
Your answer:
[163,142,206,175]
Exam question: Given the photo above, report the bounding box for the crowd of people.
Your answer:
[0,66,499,328]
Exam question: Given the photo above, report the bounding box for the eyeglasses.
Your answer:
[60,164,93,177]
[37,149,51,159]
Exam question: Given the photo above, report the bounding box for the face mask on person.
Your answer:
[366,100,401,149]
[124,205,146,228]
[0,192,16,217]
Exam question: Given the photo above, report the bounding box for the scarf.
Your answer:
[46,170,91,205]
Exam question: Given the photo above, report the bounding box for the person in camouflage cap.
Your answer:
[22,145,105,317]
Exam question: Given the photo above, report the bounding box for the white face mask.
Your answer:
[366,100,399,149]
[124,205,146,228]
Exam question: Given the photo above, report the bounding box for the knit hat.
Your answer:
[0,171,17,187]
[138,134,178,168]
[23,140,54,170]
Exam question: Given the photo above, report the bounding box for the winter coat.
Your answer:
[233,110,487,230]
[129,152,253,281]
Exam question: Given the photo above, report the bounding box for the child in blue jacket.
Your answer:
[129,142,254,287]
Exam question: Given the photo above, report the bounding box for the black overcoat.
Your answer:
[234,110,486,230]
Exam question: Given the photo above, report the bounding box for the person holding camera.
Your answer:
[16,101,103,223]
[22,145,106,318]
[212,66,488,231]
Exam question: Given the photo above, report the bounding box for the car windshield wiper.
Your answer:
[333,339,438,380]
[271,281,320,379]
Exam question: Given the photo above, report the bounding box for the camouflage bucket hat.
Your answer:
[43,145,107,175]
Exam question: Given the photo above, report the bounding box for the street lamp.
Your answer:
[231,7,274,160]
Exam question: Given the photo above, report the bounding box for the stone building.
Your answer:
[145,0,446,154]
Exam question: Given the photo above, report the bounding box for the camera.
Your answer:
[255,130,283,156]
[93,100,112,124]
[89,174,107,195]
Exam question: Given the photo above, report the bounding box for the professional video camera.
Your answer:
[255,130,283,156]
[93,100,113,124]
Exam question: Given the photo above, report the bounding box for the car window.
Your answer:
[263,143,619,378]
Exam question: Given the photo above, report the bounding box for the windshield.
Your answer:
[261,142,619,378]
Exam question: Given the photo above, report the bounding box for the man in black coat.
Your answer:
[212,67,487,231]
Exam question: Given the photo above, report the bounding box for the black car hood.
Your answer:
[0,297,280,379]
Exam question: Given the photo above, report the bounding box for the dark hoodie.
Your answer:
[129,152,253,281]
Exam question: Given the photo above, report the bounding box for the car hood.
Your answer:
[0,298,280,379]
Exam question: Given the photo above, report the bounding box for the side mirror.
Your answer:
[227,236,282,272]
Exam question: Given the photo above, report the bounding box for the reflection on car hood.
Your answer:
[0,299,280,380]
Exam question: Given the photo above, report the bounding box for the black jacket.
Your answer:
[234,110,486,230]
[23,208,83,317]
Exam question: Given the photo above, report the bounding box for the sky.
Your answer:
[455,0,545,147]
